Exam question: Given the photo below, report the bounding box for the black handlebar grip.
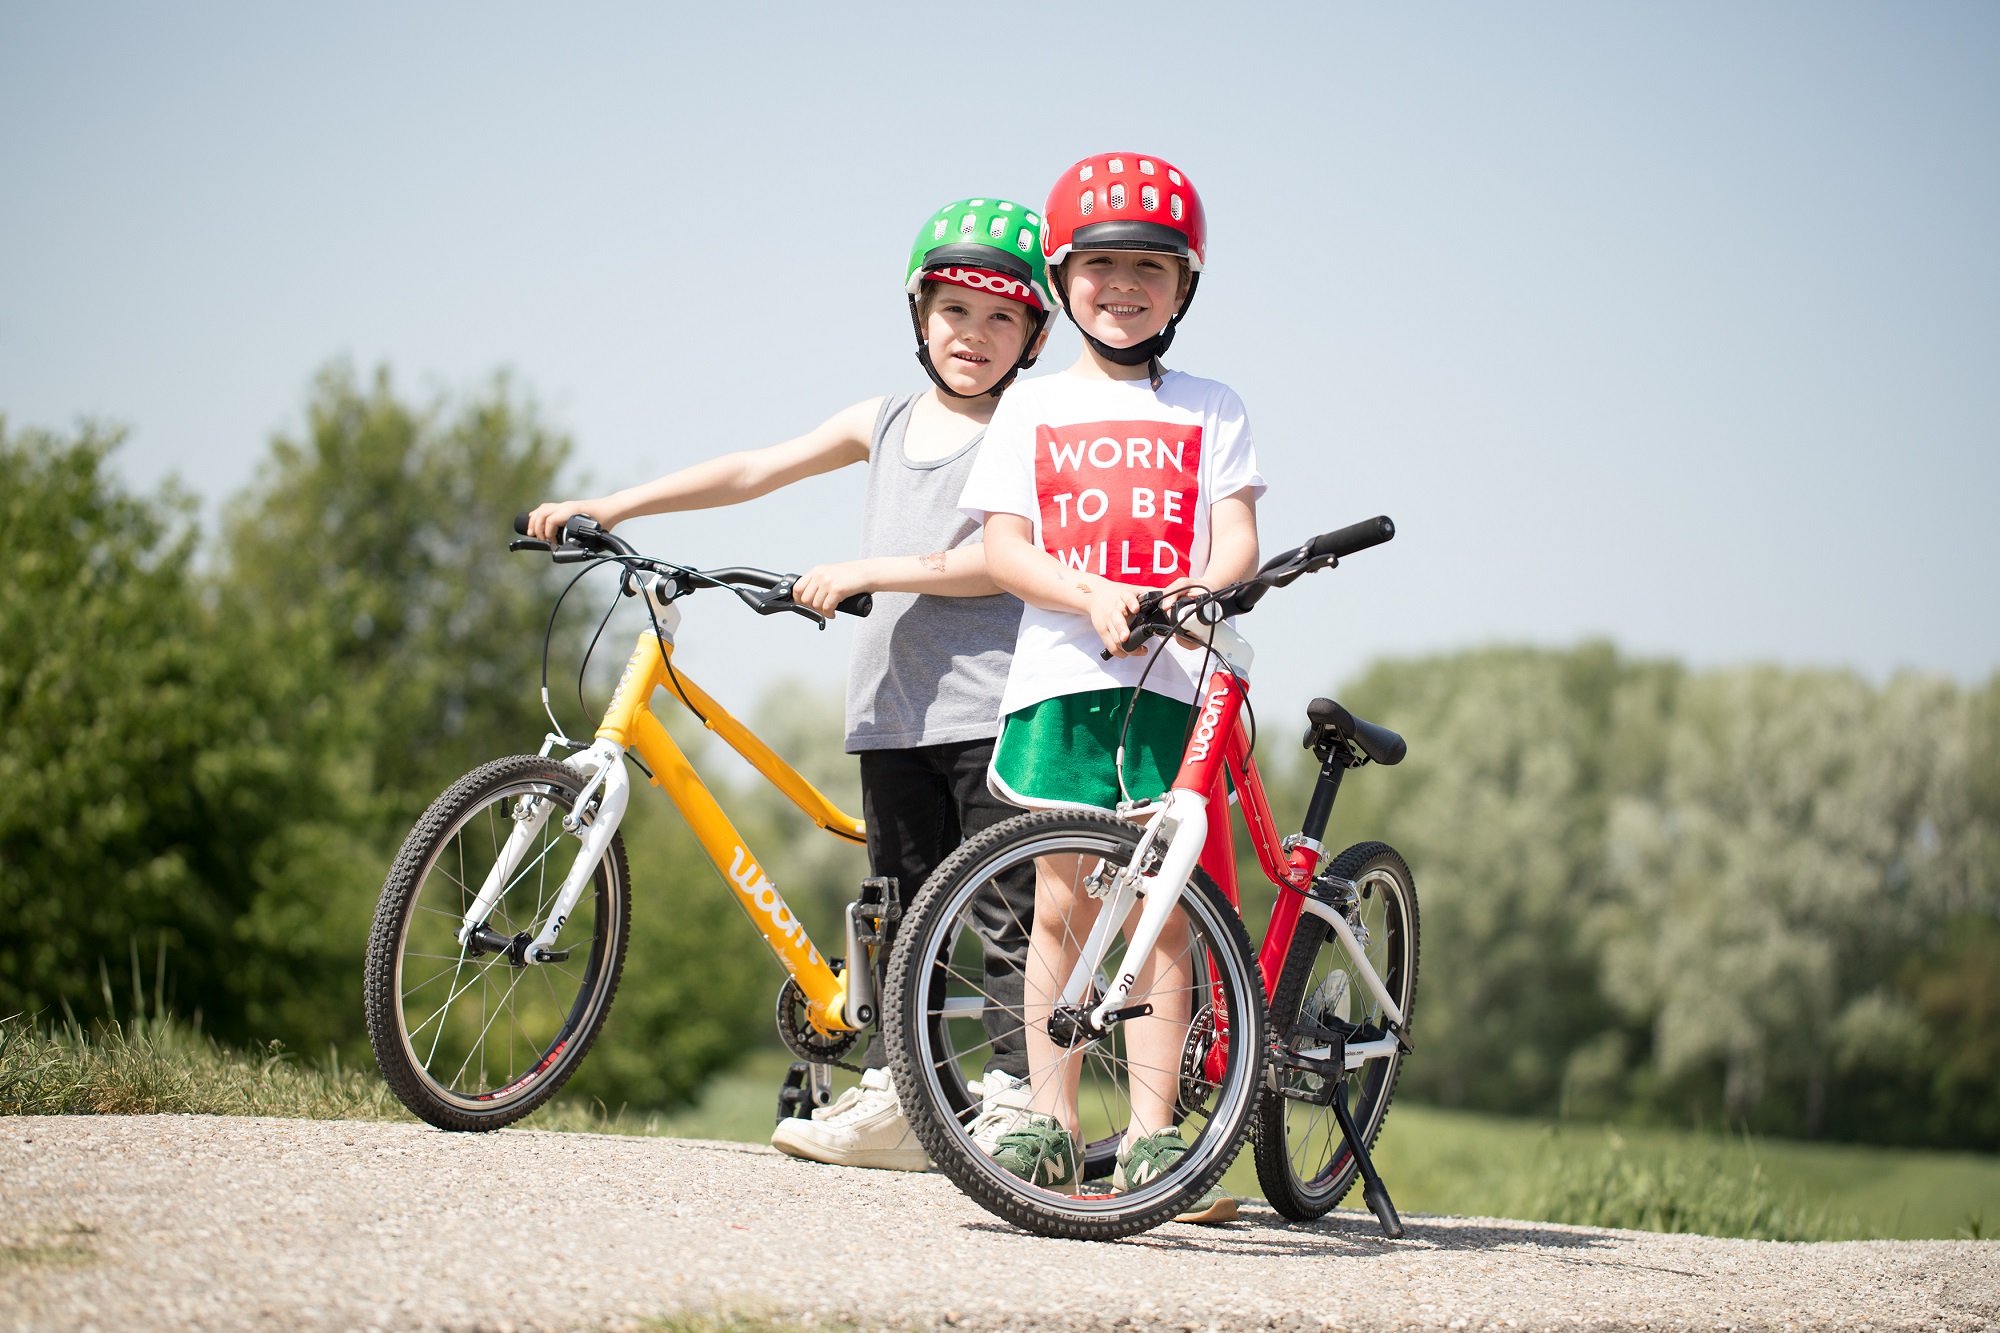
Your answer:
[1308,515,1396,561]
[837,593,874,618]
[513,512,532,535]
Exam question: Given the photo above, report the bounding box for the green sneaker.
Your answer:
[1115,1127,1240,1225]
[990,1113,1078,1191]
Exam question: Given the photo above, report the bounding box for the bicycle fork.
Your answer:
[455,738,631,964]
[1061,787,1211,1035]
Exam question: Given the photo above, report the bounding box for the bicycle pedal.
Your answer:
[776,1061,816,1123]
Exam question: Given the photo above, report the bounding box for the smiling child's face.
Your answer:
[1062,250,1188,350]
[922,285,1040,396]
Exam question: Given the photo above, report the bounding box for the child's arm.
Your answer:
[790,545,1000,617]
[983,515,1152,658]
[1168,491,1261,596]
[522,399,880,543]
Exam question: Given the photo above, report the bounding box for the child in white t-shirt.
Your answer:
[958,152,1263,1224]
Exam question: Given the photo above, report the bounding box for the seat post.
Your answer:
[1299,757,1346,846]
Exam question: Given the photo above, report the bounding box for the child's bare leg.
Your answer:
[1022,853,1101,1140]
[1122,906,1192,1140]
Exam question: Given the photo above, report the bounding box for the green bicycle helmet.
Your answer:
[905,197,1052,398]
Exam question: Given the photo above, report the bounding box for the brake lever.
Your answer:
[754,577,830,628]
[551,546,597,564]
[509,538,553,554]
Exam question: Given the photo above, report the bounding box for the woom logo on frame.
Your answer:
[727,845,819,964]
[1186,682,1234,762]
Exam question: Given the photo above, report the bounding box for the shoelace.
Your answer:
[966,1099,1031,1143]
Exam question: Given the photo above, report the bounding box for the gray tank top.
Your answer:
[844,394,1021,753]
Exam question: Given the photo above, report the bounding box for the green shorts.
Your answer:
[989,688,1194,812]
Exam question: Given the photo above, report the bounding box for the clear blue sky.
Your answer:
[4,3,1995,721]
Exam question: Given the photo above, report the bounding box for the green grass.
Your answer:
[0,1014,410,1121]
[9,1019,1994,1241]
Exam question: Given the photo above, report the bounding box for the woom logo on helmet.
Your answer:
[927,266,1041,308]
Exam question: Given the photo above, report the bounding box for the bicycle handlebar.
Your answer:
[1105,514,1395,656]
[508,512,872,620]
[1307,515,1396,562]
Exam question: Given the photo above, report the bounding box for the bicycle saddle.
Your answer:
[1304,698,1407,766]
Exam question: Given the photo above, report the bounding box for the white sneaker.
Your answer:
[967,1069,1034,1155]
[770,1068,929,1172]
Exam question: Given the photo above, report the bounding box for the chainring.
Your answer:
[1178,1002,1218,1113]
[774,976,861,1067]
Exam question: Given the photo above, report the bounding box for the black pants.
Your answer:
[858,738,1032,1077]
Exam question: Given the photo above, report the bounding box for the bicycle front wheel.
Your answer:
[1253,841,1418,1220]
[887,809,1266,1240]
[363,755,631,1130]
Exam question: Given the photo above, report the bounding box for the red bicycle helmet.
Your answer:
[1042,152,1207,373]
[1043,152,1207,271]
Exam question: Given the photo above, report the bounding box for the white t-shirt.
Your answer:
[959,369,1266,716]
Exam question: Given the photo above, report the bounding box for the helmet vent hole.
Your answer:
[960,212,977,236]
[933,218,948,241]
[1017,228,1034,252]
[1139,159,1155,175]
[1108,182,1126,210]
[1140,184,1158,212]
[989,214,1008,240]
[1078,164,1093,181]
[1108,157,1124,173]
[1170,193,1184,221]
[1078,188,1094,216]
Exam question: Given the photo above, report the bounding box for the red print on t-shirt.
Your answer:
[1034,419,1204,588]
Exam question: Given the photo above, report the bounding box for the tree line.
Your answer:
[3,365,1994,1147]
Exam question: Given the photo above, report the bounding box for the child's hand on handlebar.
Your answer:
[524,501,609,545]
[1086,580,1149,658]
[792,561,875,618]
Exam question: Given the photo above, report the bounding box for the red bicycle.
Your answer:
[885,516,1416,1240]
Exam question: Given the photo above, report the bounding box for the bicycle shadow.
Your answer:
[959,1207,1653,1265]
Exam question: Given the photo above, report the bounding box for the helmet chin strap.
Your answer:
[1055,271,1202,388]
[908,295,1048,399]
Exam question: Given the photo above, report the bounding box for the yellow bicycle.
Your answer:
[363,514,885,1130]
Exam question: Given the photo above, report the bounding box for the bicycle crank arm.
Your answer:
[1299,896,1407,1030]
[524,748,632,962]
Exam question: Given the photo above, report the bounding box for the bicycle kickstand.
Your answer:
[1329,1072,1404,1239]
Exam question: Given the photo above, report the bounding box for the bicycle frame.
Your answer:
[1064,626,1405,1069]
[456,599,868,1036]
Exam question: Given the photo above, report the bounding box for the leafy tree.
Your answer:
[1324,643,1676,1113]
[0,419,248,1030]
[1313,643,1997,1146]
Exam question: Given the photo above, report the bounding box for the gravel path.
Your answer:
[3,1115,1993,1332]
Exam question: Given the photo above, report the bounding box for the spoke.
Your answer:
[398,967,460,1001]
[413,902,471,921]
[419,950,472,1070]
[409,953,510,1048]
[450,964,532,1093]
[538,954,569,1015]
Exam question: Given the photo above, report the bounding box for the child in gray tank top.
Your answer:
[524,196,1053,1173]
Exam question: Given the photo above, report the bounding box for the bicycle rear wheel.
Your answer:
[887,809,1266,1240]
[363,755,630,1130]
[1253,842,1418,1220]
